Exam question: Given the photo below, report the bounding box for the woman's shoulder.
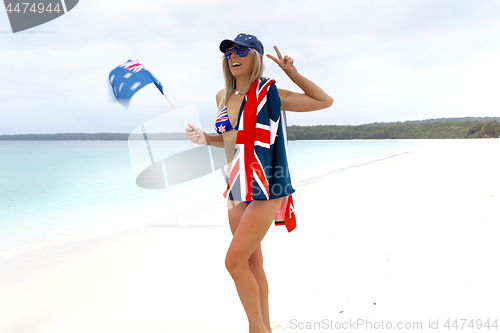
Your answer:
[216,89,225,105]
[216,88,225,97]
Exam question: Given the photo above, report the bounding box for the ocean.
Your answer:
[0,140,422,259]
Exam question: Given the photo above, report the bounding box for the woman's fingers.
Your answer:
[267,46,285,65]
[185,123,204,144]
[185,123,194,133]
[267,53,288,69]
[267,46,297,73]
[274,46,283,59]
[266,53,280,65]
[283,55,290,69]
[185,124,195,137]
[189,134,202,143]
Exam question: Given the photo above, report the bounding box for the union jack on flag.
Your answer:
[223,78,296,231]
[122,60,144,73]
[109,59,164,108]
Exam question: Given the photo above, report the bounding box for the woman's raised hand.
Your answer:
[266,46,298,77]
[185,123,207,145]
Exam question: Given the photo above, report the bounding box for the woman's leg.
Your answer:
[248,245,271,331]
[228,202,271,330]
[226,198,283,333]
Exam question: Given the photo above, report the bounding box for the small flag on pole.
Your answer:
[109,60,164,108]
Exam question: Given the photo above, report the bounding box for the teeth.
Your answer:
[233,63,241,67]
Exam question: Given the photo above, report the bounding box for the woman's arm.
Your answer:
[267,46,333,112]
[184,90,225,147]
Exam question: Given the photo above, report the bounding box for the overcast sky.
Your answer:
[1,0,499,135]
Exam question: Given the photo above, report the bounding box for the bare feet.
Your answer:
[270,322,288,332]
[249,323,271,333]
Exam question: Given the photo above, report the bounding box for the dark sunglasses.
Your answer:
[224,46,250,60]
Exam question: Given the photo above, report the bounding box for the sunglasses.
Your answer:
[224,46,250,60]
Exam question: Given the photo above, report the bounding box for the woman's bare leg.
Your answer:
[226,198,283,333]
[228,202,271,330]
[248,245,270,331]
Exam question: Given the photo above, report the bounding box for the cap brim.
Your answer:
[220,39,254,53]
[219,40,235,53]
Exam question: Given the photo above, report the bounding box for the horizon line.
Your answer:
[1,116,499,136]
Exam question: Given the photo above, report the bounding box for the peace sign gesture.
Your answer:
[266,46,298,77]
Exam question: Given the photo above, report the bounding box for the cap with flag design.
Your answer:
[219,33,264,55]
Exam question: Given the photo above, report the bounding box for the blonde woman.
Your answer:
[186,33,333,333]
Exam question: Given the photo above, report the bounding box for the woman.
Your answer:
[186,33,333,333]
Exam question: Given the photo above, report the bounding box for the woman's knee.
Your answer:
[225,248,263,276]
[225,249,246,276]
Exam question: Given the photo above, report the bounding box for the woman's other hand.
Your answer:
[267,46,333,111]
[266,46,298,77]
[185,123,207,145]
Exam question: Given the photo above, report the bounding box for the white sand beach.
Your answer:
[1,139,499,333]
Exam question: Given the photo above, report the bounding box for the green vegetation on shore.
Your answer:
[1,117,499,141]
[287,118,500,140]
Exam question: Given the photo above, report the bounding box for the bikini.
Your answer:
[214,106,234,134]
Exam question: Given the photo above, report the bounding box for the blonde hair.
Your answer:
[218,48,265,110]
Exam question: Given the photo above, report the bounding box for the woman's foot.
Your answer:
[270,322,288,331]
[249,325,271,333]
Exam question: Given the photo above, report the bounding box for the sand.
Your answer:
[1,139,499,333]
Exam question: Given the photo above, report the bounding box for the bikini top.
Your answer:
[214,106,234,134]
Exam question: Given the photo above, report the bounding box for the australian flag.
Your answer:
[109,60,164,108]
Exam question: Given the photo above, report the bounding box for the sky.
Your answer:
[1,0,499,135]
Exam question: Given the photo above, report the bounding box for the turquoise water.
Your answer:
[0,140,421,258]
[1,141,169,222]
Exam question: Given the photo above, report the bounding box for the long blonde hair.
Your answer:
[218,48,265,110]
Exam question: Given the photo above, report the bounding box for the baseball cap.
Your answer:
[219,33,264,55]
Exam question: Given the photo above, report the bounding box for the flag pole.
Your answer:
[136,59,189,127]
[163,94,189,127]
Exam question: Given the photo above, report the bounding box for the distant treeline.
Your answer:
[287,118,500,140]
[1,117,499,141]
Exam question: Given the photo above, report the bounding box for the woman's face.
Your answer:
[227,43,254,78]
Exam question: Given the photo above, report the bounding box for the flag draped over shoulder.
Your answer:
[109,60,164,108]
[224,78,296,232]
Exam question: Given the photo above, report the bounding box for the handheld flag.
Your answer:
[109,60,164,108]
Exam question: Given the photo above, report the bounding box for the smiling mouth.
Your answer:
[232,62,241,67]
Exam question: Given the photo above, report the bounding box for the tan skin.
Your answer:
[186,45,333,333]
